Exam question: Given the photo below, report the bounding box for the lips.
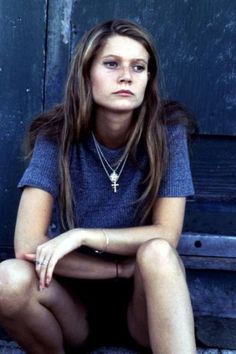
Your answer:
[113,90,134,96]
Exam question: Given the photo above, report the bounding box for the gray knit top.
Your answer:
[18,124,194,235]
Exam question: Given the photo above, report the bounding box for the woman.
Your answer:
[0,19,196,353]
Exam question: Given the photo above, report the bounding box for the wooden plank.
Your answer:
[44,0,72,109]
[0,1,47,247]
[184,199,236,236]
[195,316,236,349]
[190,136,236,199]
[187,269,236,318]
[178,233,236,257]
[184,134,236,234]
[182,256,236,271]
[71,0,147,46]
[158,0,236,136]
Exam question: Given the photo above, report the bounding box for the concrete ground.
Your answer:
[0,340,236,354]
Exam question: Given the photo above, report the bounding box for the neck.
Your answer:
[94,109,133,149]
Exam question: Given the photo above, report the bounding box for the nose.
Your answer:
[118,66,132,84]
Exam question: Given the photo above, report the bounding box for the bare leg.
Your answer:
[0,259,89,354]
[127,238,196,354]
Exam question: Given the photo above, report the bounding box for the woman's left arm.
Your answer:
[26,196,185,285]
[82,196,186,253]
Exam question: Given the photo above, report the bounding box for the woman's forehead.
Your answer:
[96,35,149,61]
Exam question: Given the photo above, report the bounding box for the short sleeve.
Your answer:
[158,124,194,197]
[18,135,59,198]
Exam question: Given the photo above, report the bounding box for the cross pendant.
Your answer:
[111,181,119,192]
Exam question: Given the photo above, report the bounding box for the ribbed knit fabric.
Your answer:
[18,124,194,234]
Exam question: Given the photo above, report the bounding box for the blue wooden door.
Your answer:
[0,0,47,257]
[1,0,236,253]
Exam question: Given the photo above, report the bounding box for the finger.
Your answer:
[35,246,49,288]
[24,253,36,261]
[35,247,43,273]
[38,258,50,290]
[44,254,58,287]
[35,247,48,275]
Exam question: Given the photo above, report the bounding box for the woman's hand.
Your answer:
[119,257,136,278]
[25,230,81,290]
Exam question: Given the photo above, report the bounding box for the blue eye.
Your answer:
[103,61,118,69]
[133,64,146,72]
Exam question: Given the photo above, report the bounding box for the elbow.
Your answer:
[172,230,182,248]
[161,227,182,249]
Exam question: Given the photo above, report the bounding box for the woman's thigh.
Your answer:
[127,266,150,349]
[0,259,89,347]
[126,239,189,351]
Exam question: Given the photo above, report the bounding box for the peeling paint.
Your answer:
[225,20,236,32]
[61,0,73,44]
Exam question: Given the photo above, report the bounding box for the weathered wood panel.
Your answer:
[184,199,236,235]
[179,233,236,269]
[179,233,236,258]
[0,1,47,248]
[44,0,72,109]
[190,136,236,200]
[155,0,236,136]
[184,134,236,235]
[182,256,236,271]
[187,269,236,318]
[187,269,236,348]
[195,316,236,349]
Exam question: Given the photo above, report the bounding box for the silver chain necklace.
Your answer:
[92,132,129,193]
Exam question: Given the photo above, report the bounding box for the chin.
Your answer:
[112,106,137,114]
[96,102,142,114]
[110,103,142,112]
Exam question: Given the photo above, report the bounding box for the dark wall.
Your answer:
[1,0,236,257]
[0,0,47,256]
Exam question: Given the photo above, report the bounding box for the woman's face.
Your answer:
[90,35,149,115]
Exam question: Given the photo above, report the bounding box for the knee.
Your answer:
[137,238,180,276]
[0,259,35,317]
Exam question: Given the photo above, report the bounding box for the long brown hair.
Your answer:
[27,19,187,229]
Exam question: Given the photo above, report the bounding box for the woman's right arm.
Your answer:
[14,187,131,288]
[14,187,53,257]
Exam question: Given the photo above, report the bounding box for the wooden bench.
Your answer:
[178,233,236,349]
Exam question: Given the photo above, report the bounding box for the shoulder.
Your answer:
[18,134,60,198]
[34,134,58,151]
[158,103,195,196]
[29,134,59,163]
[161,99,196,137]
[164,123,188,154]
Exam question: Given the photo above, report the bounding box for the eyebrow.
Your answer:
[102,54,148,65]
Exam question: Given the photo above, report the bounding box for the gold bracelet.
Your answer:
[94,229,109,255]
[101,229,109,253]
